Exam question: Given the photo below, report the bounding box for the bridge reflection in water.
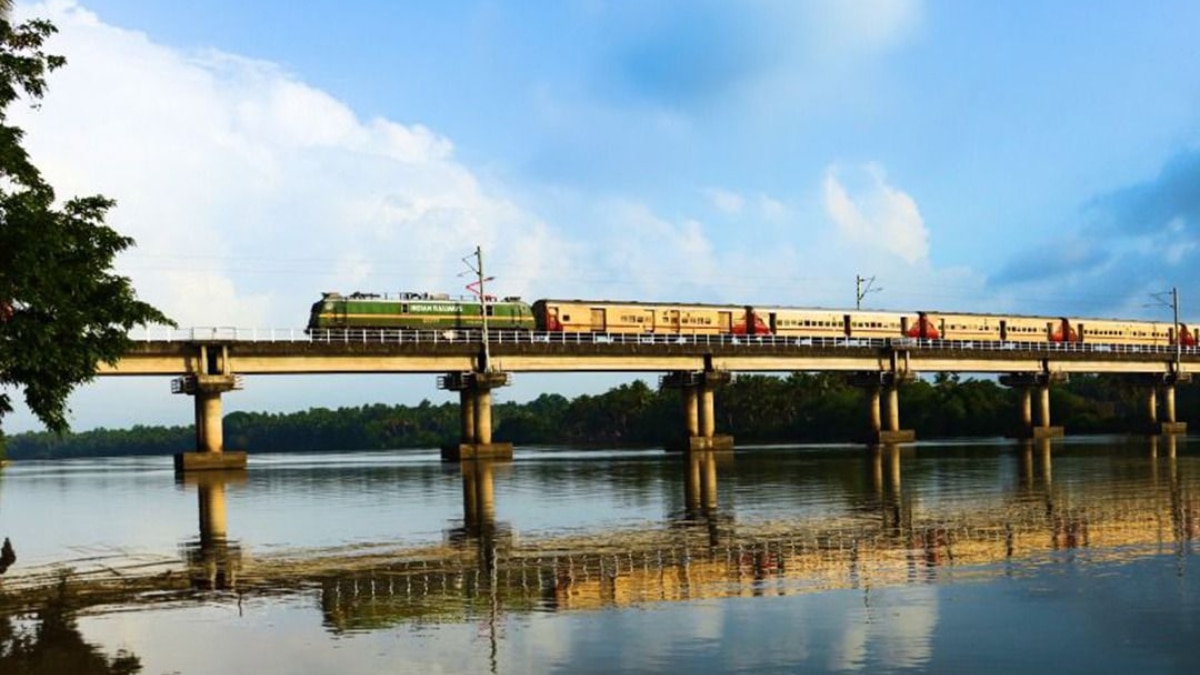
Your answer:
[179,470,245,591]
[313,445,1197,633]
[2,444,1196,636]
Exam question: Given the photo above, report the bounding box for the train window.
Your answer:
[563,314,571,322]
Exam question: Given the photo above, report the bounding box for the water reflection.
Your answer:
[0,578,143,674]
[2,442,1199,673]
[867,443,911,538]
[178,470,244,591]
[453,459,506,674]
[1153,435,1200,544]
[320,459,516,639]
[674,451,735,548]
[0,537,14,575]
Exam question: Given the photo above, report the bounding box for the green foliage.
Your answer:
[0,17,171,435]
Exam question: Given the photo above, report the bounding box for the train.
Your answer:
[306,291,1197,347]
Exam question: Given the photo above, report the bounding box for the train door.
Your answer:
[667,308,680,333]
[738,307,770,335]
[1058,318,1078,342]
[999,320,1008,341]
[590,307,607,332]
[543,305,562,331]
[912,313,941,339]
[742,307,757,335]
[1077,322,1086,342]
[718,311,732,333]
[768,312,778,334]
[1050,318,1077,342]
[900,316,909,337]
[842,315,852,336]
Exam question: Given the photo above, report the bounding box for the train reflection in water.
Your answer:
[314,444,1196,633]
[1,443,1195,637]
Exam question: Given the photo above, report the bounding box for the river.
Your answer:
[0,436,1197,674]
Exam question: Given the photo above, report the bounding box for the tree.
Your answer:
[0,578,143,674]
[0,17,171,442]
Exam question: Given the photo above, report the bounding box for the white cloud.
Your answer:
[758,194,788,222]
[2,2,979,434]
[10,1,571,328]
[705,187,745,215]
[822,163,929,266]
[801,0,924,56]
[594,199,721,300]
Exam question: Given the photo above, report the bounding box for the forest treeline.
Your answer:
[2,373,1196,460]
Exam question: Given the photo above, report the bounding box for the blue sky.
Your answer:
[7,0,1200,432]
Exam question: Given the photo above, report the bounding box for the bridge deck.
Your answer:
[100,329,1200,376]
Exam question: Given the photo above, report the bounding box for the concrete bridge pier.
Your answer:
[1000,373,1064,440]
[662,370,734,452]
[439,371,514,461]
[1140,375,1188,435]
[173,345,247,472]
[851,372,915,444]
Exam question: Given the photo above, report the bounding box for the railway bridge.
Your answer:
[99,327,1199,471]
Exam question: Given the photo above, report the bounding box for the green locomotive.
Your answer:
[307,292,536,331]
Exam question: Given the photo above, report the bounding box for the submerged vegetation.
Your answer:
[2,373,1193,460]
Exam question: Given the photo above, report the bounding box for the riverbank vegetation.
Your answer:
[3,373,1193,460]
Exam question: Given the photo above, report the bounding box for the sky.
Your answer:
[6,0,1200,433]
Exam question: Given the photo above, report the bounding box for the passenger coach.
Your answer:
[309,292,1197,348]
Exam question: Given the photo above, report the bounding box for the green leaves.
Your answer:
[0,16,172,437]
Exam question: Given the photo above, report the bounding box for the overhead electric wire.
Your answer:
[115,252,1189,316]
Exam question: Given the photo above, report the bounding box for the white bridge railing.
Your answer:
[126,327,1200,358]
